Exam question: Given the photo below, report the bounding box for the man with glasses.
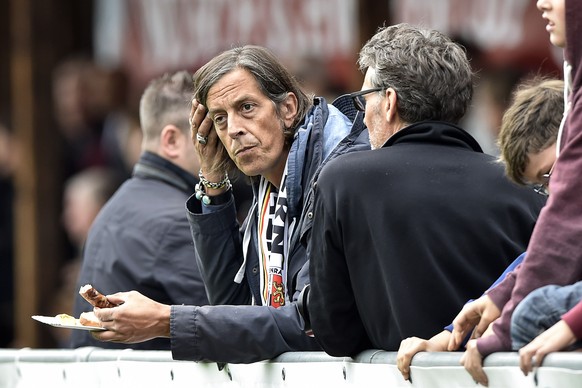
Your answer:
[303,23,547,357]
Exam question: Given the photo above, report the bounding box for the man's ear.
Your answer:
[159,125,182,159]
[384,88,399,123]
[280,92,298,128]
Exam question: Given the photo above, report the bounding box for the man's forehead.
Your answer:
[206,69,263,109]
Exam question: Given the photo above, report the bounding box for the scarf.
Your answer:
[256,161,290,307]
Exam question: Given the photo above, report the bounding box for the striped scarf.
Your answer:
[256,161,289,307]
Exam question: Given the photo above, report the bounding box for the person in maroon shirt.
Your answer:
[449,0,582,385]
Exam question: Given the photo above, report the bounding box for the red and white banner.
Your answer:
[94,0,358,99]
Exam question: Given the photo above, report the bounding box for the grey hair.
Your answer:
[139,70,193,144]
[193,45,311,175]
[358,23,473,125]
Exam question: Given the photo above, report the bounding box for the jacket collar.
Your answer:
[132,151,198,193]
[383,121,483,153]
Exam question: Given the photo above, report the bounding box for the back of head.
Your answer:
[498,78,564,185]
[358,23,473,124]
[63,167,122,247]
[140,71,193,150]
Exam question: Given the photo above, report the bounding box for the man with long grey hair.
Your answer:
[90,45,369,363]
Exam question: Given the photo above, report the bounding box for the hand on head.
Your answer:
[190,99,226,182]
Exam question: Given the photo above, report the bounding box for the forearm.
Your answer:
[171,303,319,363]
[562,300,582,340]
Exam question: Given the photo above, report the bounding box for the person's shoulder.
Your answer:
[319,149,373,182]
[97,176,190,223]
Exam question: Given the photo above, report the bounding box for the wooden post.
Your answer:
[10,0,76,348]
[11,0,43,348]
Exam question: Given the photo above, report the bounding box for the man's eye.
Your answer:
[213,115,226,126]
[242,103,253,112]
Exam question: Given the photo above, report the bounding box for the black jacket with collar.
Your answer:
[70,152,208,350]
[308,121,546,356]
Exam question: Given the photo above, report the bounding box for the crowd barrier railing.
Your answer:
[1,348,581,387]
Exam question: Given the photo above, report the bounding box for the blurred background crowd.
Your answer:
[0,0,562,348]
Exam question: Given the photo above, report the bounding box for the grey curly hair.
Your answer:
[358,23,474,125]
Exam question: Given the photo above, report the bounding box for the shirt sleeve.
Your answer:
[562,300,582,340]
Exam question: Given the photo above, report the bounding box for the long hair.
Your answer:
[193,45,311,175]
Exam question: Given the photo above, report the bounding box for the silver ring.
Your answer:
[196,133,208,145]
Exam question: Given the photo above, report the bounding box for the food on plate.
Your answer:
[79,311,102,328]
[79,284,117,308]
[55,313,78,326]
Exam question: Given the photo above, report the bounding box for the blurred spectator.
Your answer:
[457,38,527,156]
[293,55,346,102]
[52,56,138,179]
[49,167,122,346]
[61,167,123,252]
[52,57,108,175]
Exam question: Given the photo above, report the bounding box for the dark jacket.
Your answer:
[70,152,208,350]
[172,96,370,363]
[308,121,546,356]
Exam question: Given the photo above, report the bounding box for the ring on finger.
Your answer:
[196,133,208,145]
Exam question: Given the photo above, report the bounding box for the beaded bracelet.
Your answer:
[195,170,231,205]
[199,170,230,190]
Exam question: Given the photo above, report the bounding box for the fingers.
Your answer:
[461,340,488,386]
[190,100,213,139]
[469,365,489,387]
[105,293,126,306]
[93,306,113,323]
[519,345,546,376]
[448,321,469,351]
[397,337,426,381]
[449,306,475,351]
[519,348,535,376]
[91,326,124,343]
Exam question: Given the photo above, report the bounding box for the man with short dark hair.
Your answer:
[71,71,209,350]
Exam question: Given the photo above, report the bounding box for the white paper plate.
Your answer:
[32,315,106,331]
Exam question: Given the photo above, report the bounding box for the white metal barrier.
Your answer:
[1,348,581,388]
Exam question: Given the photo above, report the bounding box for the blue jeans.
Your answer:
[511,281,582,350]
